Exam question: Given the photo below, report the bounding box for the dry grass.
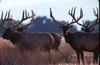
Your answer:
[0,37,99,65]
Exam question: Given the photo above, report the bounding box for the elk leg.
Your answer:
[99,50,100,65]
[76,51,80,65]
[93,51,99,64]
[80,51,85,65]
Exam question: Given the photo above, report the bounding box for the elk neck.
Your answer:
[62,29,74,45]
[2,30,21,44]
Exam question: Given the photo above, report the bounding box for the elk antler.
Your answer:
[16,10,36,31]
[75,8,99,32]
[50,8,76,30]
[81,20,94,32]
[68,7,84,30]
[0,10,13,29]
[50,8,62,25]
[11,10,35,29]
[68,7,83,23]
[93,7,99,24]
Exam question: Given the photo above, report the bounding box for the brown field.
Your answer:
[0,37,99,65]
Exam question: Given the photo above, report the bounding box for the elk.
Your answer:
[0,10,54,52]
[50,8,99,65]
[73,8,99,64]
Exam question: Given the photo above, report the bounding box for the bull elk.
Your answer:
[0,10,55,52]
[50,8,99,65]
[73,8,99,64]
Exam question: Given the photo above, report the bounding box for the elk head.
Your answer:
[74,8,99,32]
[1,10,35,41]
[50,7,83,43]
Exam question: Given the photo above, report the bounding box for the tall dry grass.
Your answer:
[0,37,99,65]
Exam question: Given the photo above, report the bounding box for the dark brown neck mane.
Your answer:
[62,29,74,45]
[2,30,21,44]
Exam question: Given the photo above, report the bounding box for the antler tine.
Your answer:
[27,11,31,17]
[21,10,32,22]
[93,8,99,22]
[21,10,25,21]
[25,9,28,18]
[77,8,83,21]
[50,8,62,25]
[31,10,35,16]
[4,11,8,20]
[1,11,3,20]
[89,20,99,29]
[50,8,56,21]
[8,10,10,19]
[93,8,98,17]
[31,10,36,20]
[4,10,12,20]
[50,8,58,22]
[68,7,76,21]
